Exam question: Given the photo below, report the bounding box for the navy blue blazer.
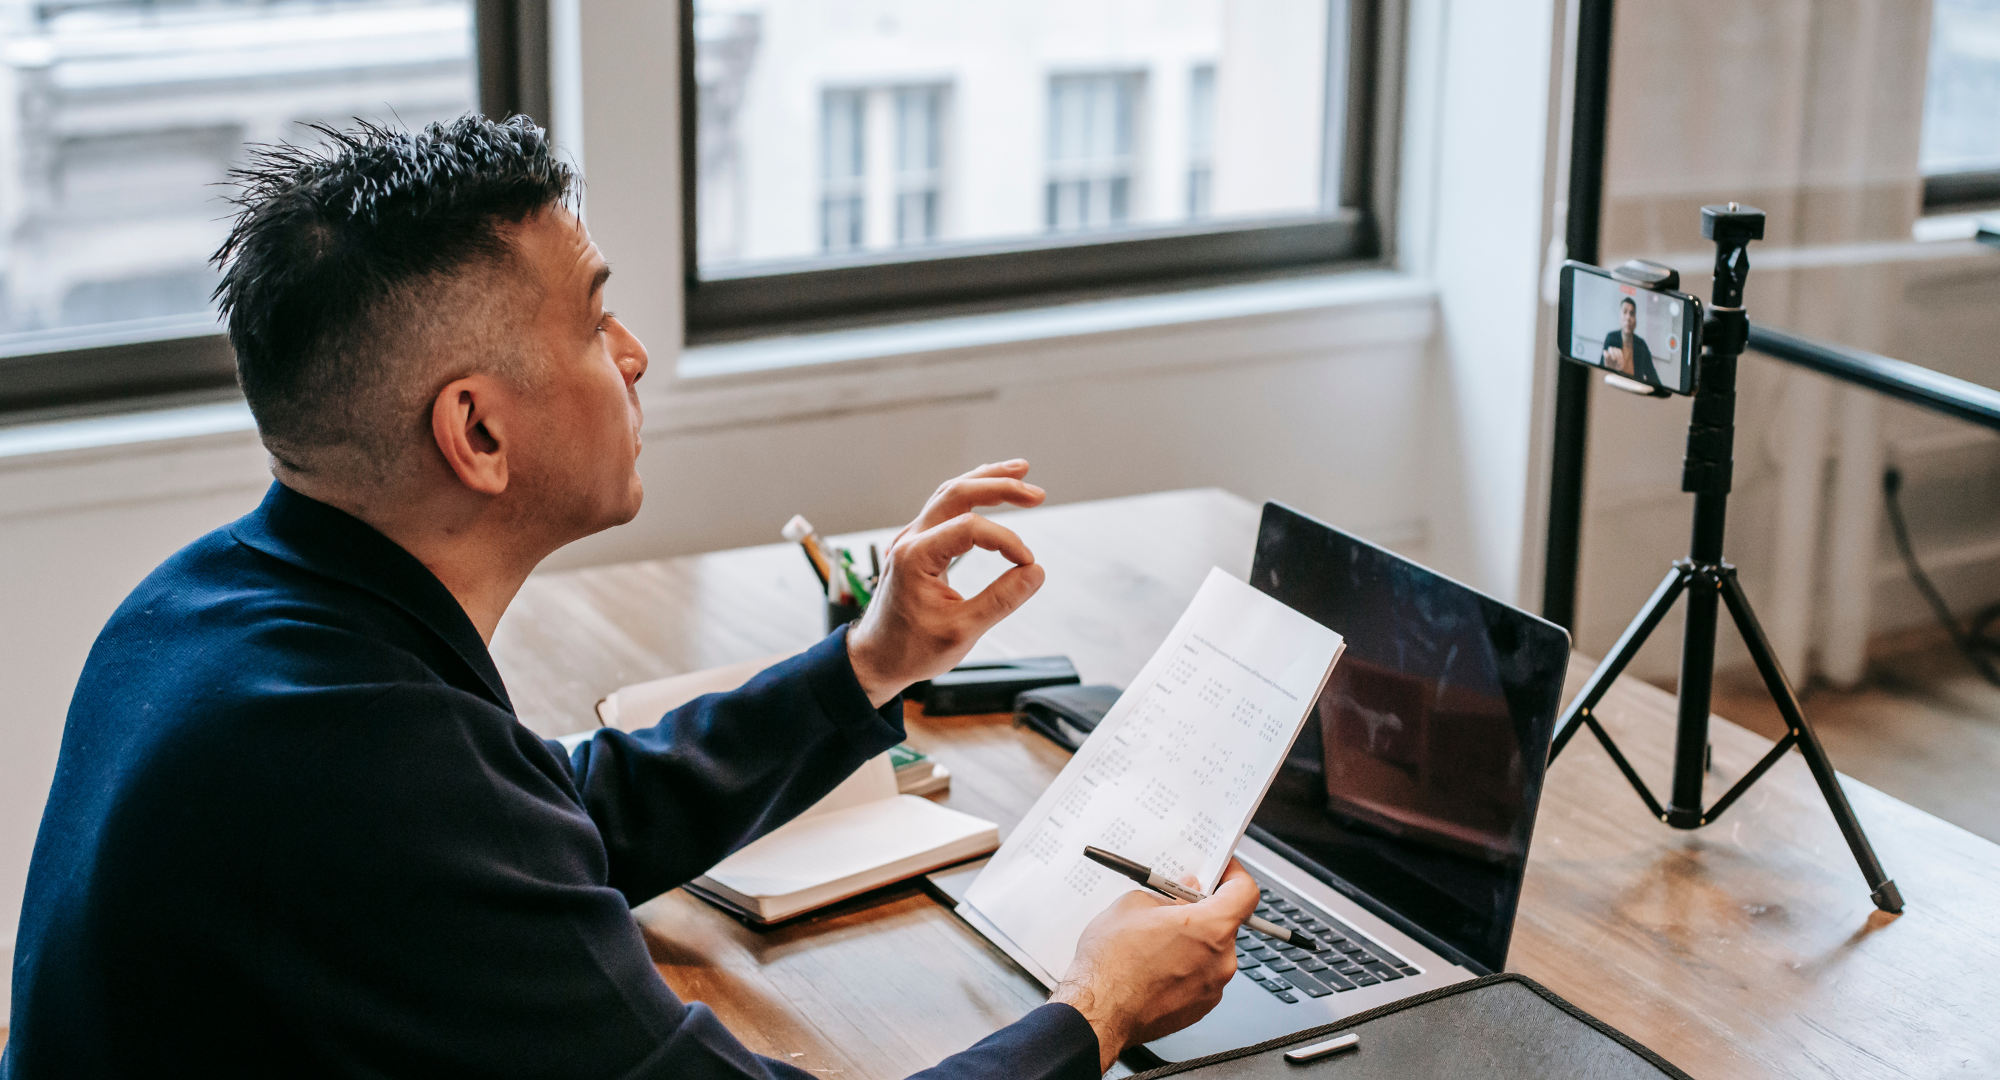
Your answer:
[3,483,1097,1079]
[1601,327,1661,385]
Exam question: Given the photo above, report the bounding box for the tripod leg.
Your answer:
[1719,571,1903,914]
[1669,563,1723,829]
[1550,565,1690,761]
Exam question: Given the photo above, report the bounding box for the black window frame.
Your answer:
[681,0,1401,344]
[1917,0,2000,214]
[0,0,546,422]
[1923,168,2000,212]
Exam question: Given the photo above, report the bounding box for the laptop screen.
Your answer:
[1246,503,1570,974]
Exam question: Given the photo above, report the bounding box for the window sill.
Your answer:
[656,268,1438,435]
[0,399,266,522]
[1911,210,2000,244]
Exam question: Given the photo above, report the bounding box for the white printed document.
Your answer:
[962,568,1344,986]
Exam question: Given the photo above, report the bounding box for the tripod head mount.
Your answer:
[1682,204,1763,515]
[1701,202,1764,309]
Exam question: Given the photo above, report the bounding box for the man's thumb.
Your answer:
[966,562,1046,628]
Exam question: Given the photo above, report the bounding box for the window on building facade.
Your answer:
[895,85,943,246]
[1921,0,2000,208]
[1046,73,1139,233]
[685,0,1384,339]
[694,9,760,265]
[0,0,479,412]
[820,90,867,252]
[1187,65,1217,219]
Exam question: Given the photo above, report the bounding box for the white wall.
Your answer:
[1403,0,1564,604]
[0,0,1569,1017]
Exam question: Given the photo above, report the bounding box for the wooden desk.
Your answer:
[492,489,2000,1079]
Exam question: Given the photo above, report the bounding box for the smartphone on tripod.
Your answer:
[1557,261,1702,395]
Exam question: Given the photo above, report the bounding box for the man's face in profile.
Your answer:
[507,206,651,542]
[1620,300,1637,334]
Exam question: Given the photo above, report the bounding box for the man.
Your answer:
[2,117,1255,1078]
[1601,296,1660,385]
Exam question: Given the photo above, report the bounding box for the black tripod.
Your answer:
[1548,204,1903,915]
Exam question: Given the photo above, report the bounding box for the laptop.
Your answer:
[1138,501,1571,1062]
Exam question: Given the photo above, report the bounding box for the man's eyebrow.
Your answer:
[587,264,612,300]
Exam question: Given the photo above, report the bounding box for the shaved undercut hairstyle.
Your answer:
[212,115,576,481]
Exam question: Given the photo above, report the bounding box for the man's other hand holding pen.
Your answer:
[842,460,1047,708]
[1054,859,1261,1071]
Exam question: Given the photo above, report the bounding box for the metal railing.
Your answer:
[1748,324,2000,433]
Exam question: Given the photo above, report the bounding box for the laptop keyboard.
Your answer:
[1236,877,1423,1004]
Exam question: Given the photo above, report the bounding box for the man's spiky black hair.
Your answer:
[212,114,576,472]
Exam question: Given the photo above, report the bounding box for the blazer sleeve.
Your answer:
[907,1004,1102,1080]
[1631,340,1661,384]
[202,670,1090,1080]
[558,625,908,904]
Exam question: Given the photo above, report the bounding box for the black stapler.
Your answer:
[921,656,1080,715]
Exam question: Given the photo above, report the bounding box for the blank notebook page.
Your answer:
[701,795,995,900]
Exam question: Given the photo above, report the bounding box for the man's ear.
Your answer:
[431,375,510,496]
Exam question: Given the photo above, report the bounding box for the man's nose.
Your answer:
[619,328,650,385]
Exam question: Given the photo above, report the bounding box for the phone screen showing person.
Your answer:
[1557,262,1700,395]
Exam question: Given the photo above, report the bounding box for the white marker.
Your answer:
[1283,1032,1360,1063]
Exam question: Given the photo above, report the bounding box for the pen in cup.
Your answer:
[782,515,832,588]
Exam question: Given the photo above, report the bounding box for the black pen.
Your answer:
[1082,846,1323,950]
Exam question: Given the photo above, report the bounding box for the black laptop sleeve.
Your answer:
[1129,974,1693,1080]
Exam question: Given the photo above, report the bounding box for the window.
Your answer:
[806,83,946,255]
[693,9,760,265]
[0,0,483,415]
[1921,0,2000,209]
[820,91,867,253]
[683,0,1386,340]
[1046,73,1140,233]
[1187,65,1217,219]
[895,86,943,246]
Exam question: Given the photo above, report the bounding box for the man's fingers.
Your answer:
[962,562,1046,631]
[1108,885,1169,916]
[903,513,1035,575]
[961,459,1031,479]
[1204,860,1261,922]
[915,476,1046,533]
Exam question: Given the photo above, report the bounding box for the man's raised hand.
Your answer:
[846,460,1048,707]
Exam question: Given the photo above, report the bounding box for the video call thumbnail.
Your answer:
[1568,272,1684,391]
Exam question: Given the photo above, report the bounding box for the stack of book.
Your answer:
[891,743,949,795]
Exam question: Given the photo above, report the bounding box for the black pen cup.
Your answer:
[826,599,864,633]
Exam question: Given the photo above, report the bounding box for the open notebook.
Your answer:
[574,654,997,923]
[688,752,998,922]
